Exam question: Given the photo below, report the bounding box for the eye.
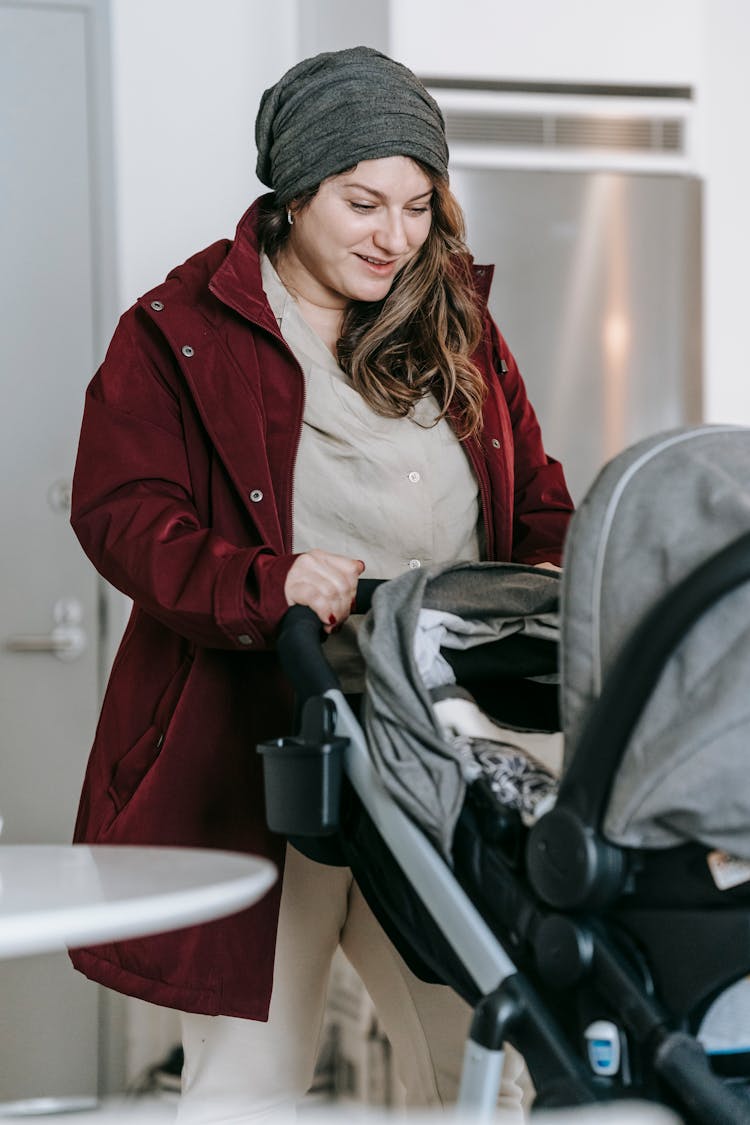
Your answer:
[408,205,431,216]
[350,202,376,212]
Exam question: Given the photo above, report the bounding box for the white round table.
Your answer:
[0,844,277,959]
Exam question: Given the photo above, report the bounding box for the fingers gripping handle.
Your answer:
[275,579,384,702]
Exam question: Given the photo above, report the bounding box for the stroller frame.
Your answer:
[261,529,750,1122]
[331,687,589,1115]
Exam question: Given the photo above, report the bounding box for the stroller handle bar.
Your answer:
[275,576,558,705]
[275,579,383,702]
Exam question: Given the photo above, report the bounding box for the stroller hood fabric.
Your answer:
[359,562,560,860]
[562,425,750,856]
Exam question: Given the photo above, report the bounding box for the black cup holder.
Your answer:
[258,696,348,837]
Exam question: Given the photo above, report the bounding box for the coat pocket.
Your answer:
[107,723,164,814]
[107,651,193,814]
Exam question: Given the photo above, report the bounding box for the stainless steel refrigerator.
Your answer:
[449,165,702,504]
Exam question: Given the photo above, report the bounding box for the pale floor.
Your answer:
[0,1094,176,1124]
[0,1093,682,1124]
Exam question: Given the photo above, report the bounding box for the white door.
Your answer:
[0,0,114,1106]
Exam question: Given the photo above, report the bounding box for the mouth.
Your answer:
[356,254,398,272]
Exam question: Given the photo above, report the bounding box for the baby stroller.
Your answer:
[259,425,750,1123]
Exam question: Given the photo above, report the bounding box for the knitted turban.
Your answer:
[255,46,449,204]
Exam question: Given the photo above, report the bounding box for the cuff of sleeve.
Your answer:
[214,550,297,650]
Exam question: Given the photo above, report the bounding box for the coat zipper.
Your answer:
[465,434,495,560]
[285,368,305,554]
[259,326,305,554]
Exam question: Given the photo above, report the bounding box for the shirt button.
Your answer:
[408,559,421,570]
[150,300,164,311]
[408,471,421,483]
[237,634,253,646]
[181,345,194,357]
[491,438,501,449]
[249,489,263,502]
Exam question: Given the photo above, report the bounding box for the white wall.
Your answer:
[390,0,702,86]
[699,1,750,423]
[109,0,297,311]
[390,0,750,426]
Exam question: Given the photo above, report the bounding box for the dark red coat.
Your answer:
[69,199,573,1017]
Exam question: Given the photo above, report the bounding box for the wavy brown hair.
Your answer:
[257,167,486,439]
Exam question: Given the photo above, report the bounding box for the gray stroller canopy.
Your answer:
[360,424,750,861]
[563,424,750,856]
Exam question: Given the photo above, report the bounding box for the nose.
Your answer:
[374,209,408,255]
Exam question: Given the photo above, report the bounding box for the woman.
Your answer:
[70,46,573,1123]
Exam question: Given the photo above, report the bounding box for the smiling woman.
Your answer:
[267,160,431,359]
[281,160,434,308]
[68,43,574,1125]
[261,157,487,440]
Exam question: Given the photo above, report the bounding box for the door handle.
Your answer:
[4,598,87,662]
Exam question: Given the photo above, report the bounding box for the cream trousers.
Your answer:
[176,844,526,1124]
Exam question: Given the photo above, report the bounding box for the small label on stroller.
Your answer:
[584,1020,621,1076]
[707,849,750,890]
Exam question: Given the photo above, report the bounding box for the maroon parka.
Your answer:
[69,198,574,1018]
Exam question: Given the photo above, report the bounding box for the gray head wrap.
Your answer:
[255,46,449,204]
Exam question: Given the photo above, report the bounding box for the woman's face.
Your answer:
[282,156,434,309]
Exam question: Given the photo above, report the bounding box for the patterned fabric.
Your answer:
[454,736,559,826]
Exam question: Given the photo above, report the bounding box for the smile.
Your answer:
[356,254,397,270]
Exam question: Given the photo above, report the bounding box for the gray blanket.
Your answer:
[359,562,560,860]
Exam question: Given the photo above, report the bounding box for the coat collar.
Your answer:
[208,197,281,336]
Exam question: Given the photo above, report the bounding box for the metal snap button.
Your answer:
[408,559,421,570]
[491,438,501,449]
[408,471,421,483]
[249,489,263,502]
[151,300,164,311]
[181,345,194,357]
[237,634,253,646]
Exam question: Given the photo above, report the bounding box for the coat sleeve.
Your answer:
[71,309,295,650]
[488,317,575,566]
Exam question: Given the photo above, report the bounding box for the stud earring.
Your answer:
[287,209,294,226]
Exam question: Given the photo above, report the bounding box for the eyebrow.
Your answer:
[340,182,433,203]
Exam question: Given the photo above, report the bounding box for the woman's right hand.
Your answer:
[284,549,365,633]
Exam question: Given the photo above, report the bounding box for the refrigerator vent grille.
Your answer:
[444,111,684,154]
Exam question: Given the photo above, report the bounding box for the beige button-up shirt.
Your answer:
[261,253,481,689]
